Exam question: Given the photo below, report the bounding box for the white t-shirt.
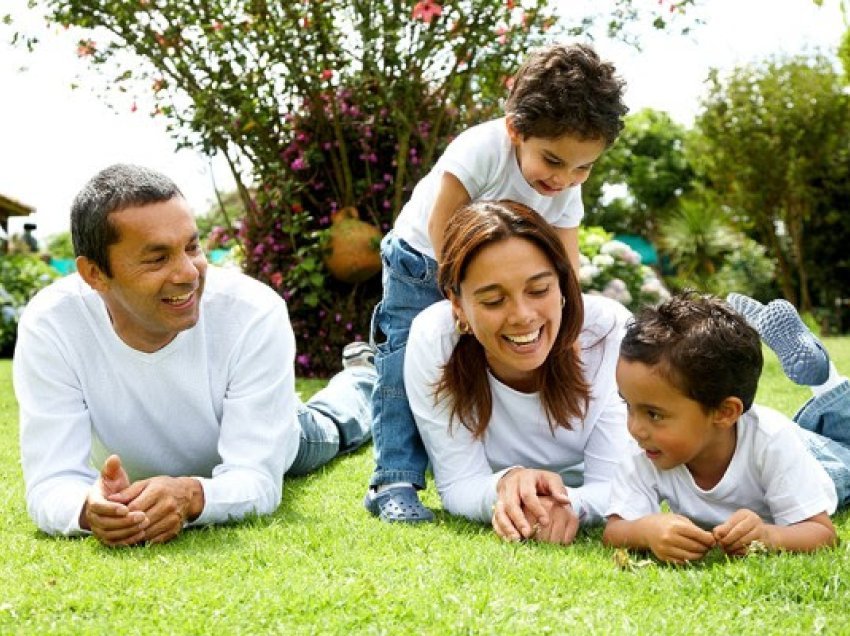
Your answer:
[14,267,301,536]
[393,118,585,259]
[606,405,838,528]
[405,294,633,525]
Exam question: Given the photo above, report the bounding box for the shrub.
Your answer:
[578,227,669,312]
[0,254,59,356]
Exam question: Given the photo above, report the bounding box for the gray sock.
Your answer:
[756,299,829,386]
[726,293,765,326]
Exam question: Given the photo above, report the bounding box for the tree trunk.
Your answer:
[757,214,798,306]
[786,204,811,311]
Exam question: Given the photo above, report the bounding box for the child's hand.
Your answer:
[644,513,716,564]
[713,509,767,556]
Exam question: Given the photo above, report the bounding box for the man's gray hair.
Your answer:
[70,164,183,277]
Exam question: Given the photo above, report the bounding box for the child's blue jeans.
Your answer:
[796,379,850,508]
[368,232,444,488]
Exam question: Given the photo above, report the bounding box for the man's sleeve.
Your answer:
[14,318,96,536]
[189,301,299,526]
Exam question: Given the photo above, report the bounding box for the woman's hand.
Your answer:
[533,496,580,545]
[493,467,571,541]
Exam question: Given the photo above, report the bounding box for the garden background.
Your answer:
[1,0,850,632]
[3,0,850,371]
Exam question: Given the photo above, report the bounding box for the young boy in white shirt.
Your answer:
[603,292,849,563]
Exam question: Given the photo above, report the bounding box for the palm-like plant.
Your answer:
[658,197,738,293]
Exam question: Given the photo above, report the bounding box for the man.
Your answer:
[13,164,374,546]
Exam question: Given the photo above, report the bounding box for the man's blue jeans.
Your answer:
[795,379,850,508]
[368,233,444,488]
[288,367,375,475]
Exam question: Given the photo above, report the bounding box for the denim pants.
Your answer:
[368,233,445,488]
[287,367,375,476]
[795,379,850,509]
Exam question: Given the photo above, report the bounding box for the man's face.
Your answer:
[89,197,207,352]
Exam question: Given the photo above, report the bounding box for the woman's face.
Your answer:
[450,236,563,392]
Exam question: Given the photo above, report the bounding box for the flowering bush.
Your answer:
[578,227,669,311]
[17,0,696,374]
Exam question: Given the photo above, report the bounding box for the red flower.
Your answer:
[76,39,96,57]
[270,272,284,289]
[321,69,333,80]
[412,0,442,24]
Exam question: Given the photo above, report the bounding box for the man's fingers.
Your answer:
[86,499,130,519]
[90,509,147,531]
[98,524,148,546]
[108,480,147,506]
[143,520,182,545]
[101,454,124,481]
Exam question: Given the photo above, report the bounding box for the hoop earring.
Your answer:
[560,296,566,308]
[455,319,470,335]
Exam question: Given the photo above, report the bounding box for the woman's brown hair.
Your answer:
[434,200,589,438]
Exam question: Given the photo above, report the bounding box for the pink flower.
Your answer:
[211,20,224,32]
[130,102,138,113]
[412,0,442,24]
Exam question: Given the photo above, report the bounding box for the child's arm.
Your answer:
[712,509,836,555]
[553,226,581,276]
[603,513,717,564]
[428,172,471,262]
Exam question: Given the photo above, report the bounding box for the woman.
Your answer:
[405,200,632,544]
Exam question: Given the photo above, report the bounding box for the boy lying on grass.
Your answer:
[603,291,850,563]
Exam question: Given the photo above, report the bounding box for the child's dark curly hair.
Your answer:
[620,291,764,412]
[506,42,628,145]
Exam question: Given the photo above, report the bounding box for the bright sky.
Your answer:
[0,0,846,243]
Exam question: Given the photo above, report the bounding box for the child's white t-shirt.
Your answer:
[606,405,838,528]
[393,117,585,259]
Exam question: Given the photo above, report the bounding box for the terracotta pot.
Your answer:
[323,207,382,284]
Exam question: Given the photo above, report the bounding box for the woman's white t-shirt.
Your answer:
[405,294,632,524]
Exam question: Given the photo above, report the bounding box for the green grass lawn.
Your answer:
[1,341,849,635]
